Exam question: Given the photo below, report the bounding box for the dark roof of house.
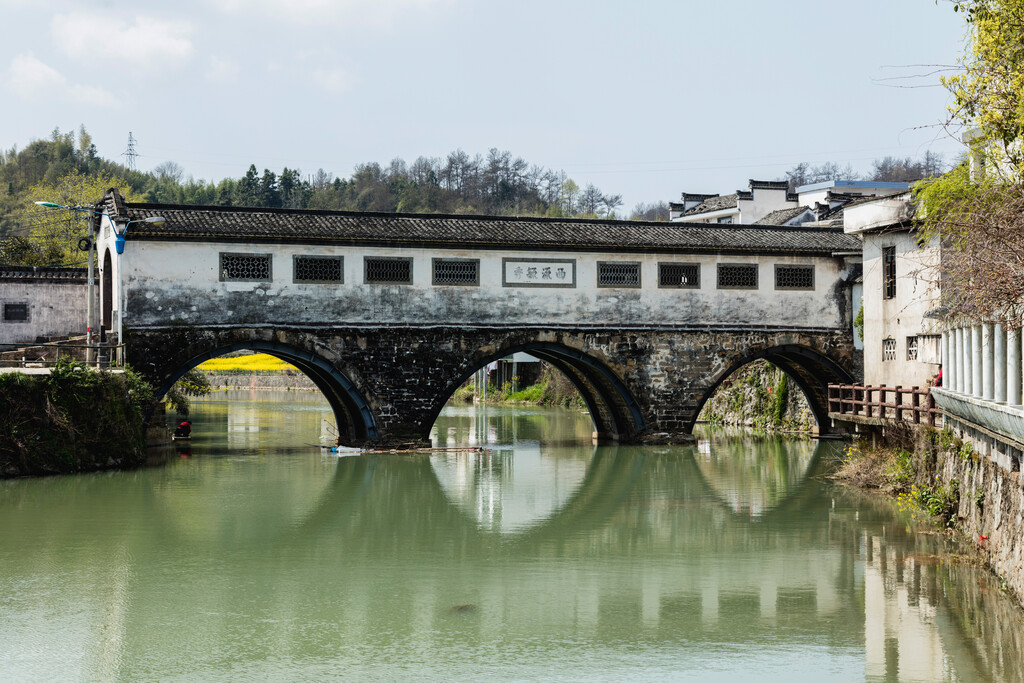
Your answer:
[752,207,811,226]
[0,265,87,283]
[681,194,739,216]
[748,180,790,191]
[108,196,860,256]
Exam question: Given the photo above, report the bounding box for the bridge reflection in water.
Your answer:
[0,397,1021,681]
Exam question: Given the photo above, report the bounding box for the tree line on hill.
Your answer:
[0,126,946,266]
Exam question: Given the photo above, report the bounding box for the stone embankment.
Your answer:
[935,443,1024,602]
[204,372,318,391]
[837,425,1024,606]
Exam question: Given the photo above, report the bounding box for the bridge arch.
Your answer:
[691,343,854,432]
[155,339,378,444]
[428,341,647,443]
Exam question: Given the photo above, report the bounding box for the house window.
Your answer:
[2,302,29,322]
[658,263,700,289]
[717,264,758,289]
[597,262,641,288]
[433,258,479,286]
[906,336,919,361]
[717,216,733,224]
[220,253,272,282]
[365,257,412,284]
[882,338,897,361]
[883,246,896,299]
[294,256,343,283]
[775,265,814,290]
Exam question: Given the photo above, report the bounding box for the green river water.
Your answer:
[2,390,1023,681]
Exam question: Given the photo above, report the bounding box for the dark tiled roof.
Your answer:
[117,200,860,255]
[0,266,87,283]
[748,179,789,191]
[753,207,811,226]
[681,194,738,216]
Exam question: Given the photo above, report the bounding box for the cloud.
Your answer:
[7,54,65,99]
[52,12,193,69]
[310,67,354,94]
[5,54,118,107]
[206,57,240,83]
[210,0,455,26]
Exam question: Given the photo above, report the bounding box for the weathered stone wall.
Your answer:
[127,324,858,446]
[0,278,87,345]
[934,446,1024,604]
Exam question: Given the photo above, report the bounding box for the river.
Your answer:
[1,390,1022,681]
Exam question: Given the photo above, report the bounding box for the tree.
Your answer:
[19,169,142,266]
[915,0,1024,322]
[235,164,260,206]
[942,0,1024,176]
[164,369,212,416]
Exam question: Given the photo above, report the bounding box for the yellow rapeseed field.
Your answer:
[196,354,297,373]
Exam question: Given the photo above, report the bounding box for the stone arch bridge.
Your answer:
[94,189,862,445]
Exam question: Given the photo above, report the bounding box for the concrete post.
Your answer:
[956,327,966,393]
[1007,326,1022,405]
[962,326,972,395]
[941,331,951,391]
[983,322,995,400]
[995,323,1007,403]
[970,325,978,395]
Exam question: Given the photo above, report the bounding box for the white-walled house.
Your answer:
[842,193,942,388]
[671,179,911,227]
[0,266,87,345]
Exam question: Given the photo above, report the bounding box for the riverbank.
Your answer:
[0,359,152,477]
[833,423,1024,606]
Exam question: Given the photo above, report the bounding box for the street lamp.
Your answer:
[33,201,165,364]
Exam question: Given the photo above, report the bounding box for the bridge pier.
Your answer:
[128,325,859,447]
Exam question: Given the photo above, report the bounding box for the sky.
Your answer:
[0,0,970,213]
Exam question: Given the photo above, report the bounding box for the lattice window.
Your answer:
[433,258,479,285]
[2,302,28,322]
[294,255,343,283]
[882,337,897,361]
[883,246,896,300]
[906,336,919,361]
[597,262,640,288]
[717,264,758,289]
[365,257,412,284]
[220,253,272,281]
[775,265,814,290]
[659,263,699,289]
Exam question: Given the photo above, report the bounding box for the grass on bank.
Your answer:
[831,424,970,528]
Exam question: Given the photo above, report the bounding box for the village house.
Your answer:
[670,179,910,227]
[0,265,87,346]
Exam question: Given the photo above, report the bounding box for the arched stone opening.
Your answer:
[692,344,854,433]
[428,341,646,444]
[156,340,378,445]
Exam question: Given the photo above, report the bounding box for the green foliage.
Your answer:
[941,0,1024,175]
[163,368,212,416]
[0,359,154,477]
[853,303,864,341]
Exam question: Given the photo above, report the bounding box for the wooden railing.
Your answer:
[0,341,125,368]
[828,384,942,427]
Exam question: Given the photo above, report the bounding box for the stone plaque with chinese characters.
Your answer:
[502,258,576,287]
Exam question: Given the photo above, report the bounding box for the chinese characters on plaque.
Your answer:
[502,259,576,287]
